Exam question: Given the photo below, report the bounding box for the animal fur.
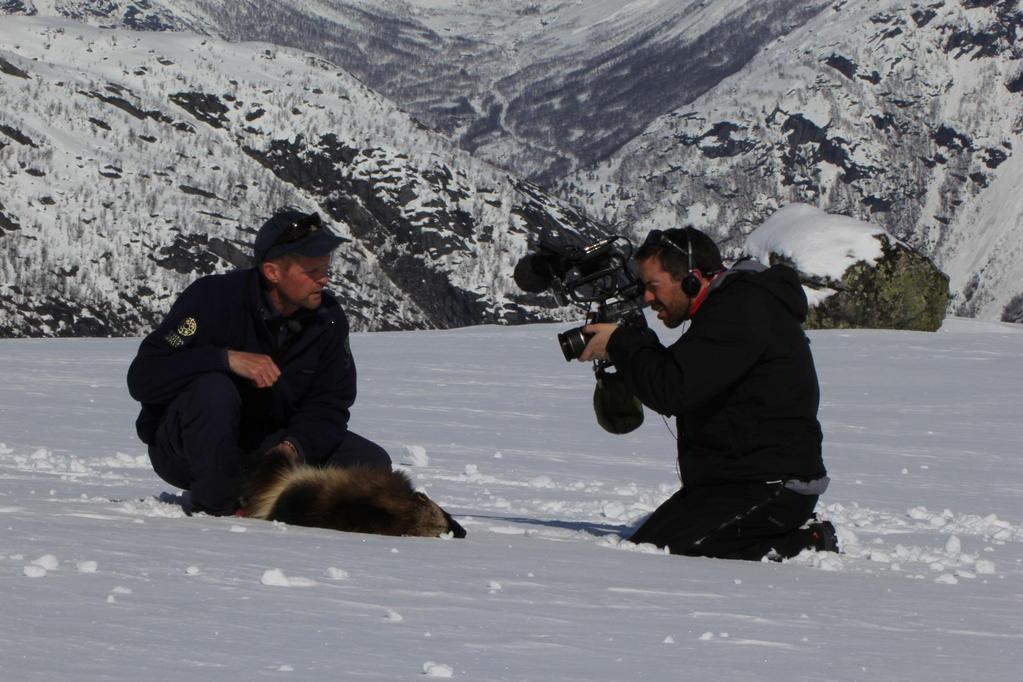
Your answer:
[242,451,466,539]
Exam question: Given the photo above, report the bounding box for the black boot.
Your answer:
[805,519,839,553]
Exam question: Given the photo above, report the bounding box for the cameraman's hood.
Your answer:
[714,260,809,322]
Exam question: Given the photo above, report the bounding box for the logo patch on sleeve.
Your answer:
[177,317,198,337]
[165,316,198,348]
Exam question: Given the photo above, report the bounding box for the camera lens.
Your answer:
[557,325,592,361]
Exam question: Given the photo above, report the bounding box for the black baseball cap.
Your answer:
[253,209,348,264]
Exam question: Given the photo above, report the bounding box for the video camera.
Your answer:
[515,231,647,434]
[514,233,647,362]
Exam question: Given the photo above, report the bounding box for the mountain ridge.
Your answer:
[0,0,833,182]
[564,0,1023,323]
[0,15,597,336]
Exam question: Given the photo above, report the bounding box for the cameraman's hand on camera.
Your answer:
[578,323,618,362]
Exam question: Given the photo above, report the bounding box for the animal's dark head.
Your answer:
[413,490,467,539]
[358,471,466,539]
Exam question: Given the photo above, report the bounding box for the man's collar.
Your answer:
[688,271,726,317]
[259,288,284,321]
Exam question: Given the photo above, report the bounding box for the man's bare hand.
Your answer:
[578,323,618,362]
[227,350,281,388]
[265,441,299,465]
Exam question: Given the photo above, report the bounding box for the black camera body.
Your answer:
[515,234,647,362]
[556,296,647,361]
[516,232,648,434]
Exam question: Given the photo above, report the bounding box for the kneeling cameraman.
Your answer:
[580,226,837,560]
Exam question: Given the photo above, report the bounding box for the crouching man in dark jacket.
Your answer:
[127,209,391,516]
[580,226,837,560]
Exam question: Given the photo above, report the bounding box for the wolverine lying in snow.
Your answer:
[241,449,466,539]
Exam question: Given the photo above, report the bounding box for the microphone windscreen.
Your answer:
[513,254,553,293]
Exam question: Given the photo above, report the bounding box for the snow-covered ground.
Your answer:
[1,319,1021,680]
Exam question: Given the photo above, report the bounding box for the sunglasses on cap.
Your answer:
[271,212,323,249]
[641,229,691,260]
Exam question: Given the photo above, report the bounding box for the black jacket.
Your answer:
[126,269,355,461]
[607,263,825,487]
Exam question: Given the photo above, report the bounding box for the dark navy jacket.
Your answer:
[607,263,825,487]
[126,268,355,462]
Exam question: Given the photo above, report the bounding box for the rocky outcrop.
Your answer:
[746,204,949,331]
[1001,294,1023,324]
[800,236,949,331]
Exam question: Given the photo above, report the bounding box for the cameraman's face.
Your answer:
[639,256,691,328]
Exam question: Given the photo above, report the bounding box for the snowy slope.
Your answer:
[1,0,832,182]
[0,16,600,336]
[568,0,1023,323]
[1,319,1022,680]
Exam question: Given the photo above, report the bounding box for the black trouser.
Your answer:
[147,373,391,515]
[629,481,819,561]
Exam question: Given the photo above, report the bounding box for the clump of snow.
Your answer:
[422,661,453,677]
[260,569,289,586]
[402,445,430,467]
[325,567,349,580]
[115,497,187,519]
[260,569,315,587]
[601,501,626,519]
[527,475,555,488]
[98,452,149,469]
[744,203,888,281]
[385,609,404,622]
[975,560,996,575]
[107,586,132,603]
[12,448,90,475]
[23,565,47,578]
[76,560,98,573]
[798,552,845,571]
[31,554,59,571]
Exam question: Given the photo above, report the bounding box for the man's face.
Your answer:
[264,254,331,316]
[639,256,691,329]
